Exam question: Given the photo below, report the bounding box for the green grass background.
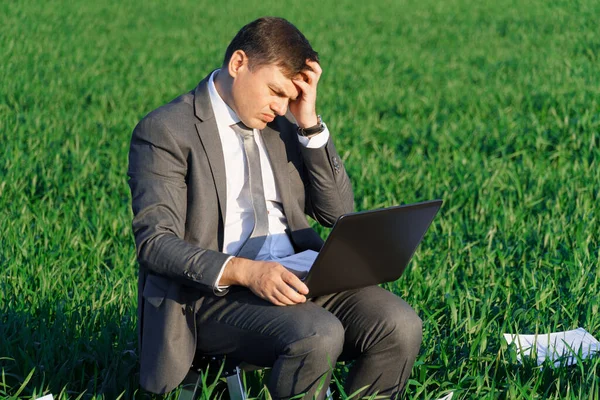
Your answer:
[1,0,599,398]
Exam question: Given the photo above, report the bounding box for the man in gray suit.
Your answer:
[128,17,422,399]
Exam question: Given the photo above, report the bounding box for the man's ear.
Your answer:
[228,50,248,78]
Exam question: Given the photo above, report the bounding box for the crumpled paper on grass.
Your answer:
[503,327,600,366]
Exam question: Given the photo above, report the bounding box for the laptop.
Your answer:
[304,199,443,298]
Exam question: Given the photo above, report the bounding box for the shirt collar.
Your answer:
[208,69,240,128]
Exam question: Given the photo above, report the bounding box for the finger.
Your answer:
[281,271,309,296]
[298,67,321,87]
[306,60,322,76]
[272,289,296,306]
[292,78,312,97]
[276,282,306,304]
[250,287,281,306]
[266,292,286,306]
[271,271,304,304]
[304,61,322,84]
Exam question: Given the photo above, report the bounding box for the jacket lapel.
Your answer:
[193,75,227,222]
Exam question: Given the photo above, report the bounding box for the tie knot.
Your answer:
[231,122,254,139]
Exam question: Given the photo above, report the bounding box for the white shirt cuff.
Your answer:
[296,124,330,149]
[213,255,234,294]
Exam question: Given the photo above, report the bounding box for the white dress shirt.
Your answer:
[207,70,329,291]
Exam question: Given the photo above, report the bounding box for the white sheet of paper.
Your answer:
[435,392,454,400]
[275,250,318,279]
[503,327,600,366]
[34,395,54,400]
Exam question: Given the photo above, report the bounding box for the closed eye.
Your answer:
[270,87,286,97]
[270,85,297,101]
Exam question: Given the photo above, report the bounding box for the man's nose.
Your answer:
[272,99,288,116]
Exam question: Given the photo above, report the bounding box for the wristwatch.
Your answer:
[297,115,326,137]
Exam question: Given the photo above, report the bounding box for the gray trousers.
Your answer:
[195,286,422,399]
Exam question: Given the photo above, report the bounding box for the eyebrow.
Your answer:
[270,84,298,101]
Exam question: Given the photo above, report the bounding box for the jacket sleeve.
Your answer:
[299,133,354,227]
[127,114,230,292]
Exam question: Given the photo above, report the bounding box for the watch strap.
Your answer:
[297,115,325,137]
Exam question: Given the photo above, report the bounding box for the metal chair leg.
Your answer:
[178,364,330,400]
[226,366,247,400]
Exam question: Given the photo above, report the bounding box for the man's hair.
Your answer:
[223,17,319,78]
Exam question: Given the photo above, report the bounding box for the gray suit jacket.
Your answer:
[128,74,354,394]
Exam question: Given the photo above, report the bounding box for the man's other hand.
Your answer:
[289,60,322,129]
[220,257,309,306]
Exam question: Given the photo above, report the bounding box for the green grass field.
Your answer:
[2,0,599,398]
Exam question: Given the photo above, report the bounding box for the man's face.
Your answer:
[230,59,300,130]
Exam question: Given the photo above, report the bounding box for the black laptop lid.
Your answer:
[304,199,442,298]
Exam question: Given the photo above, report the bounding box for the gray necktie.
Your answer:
[231,122,269,260]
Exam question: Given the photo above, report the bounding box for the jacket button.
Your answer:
[191,273,202,280]
[332,157,340,173]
